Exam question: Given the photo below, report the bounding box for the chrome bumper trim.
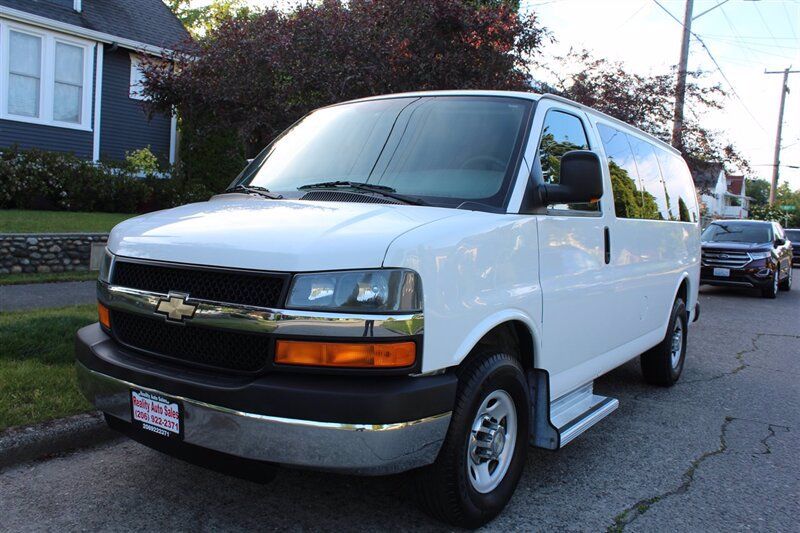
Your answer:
[98,282,423,338]
[76,362,449,475]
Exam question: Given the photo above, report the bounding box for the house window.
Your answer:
[129,54,146,100]
[8,30,42,117]
[1,21,93,130]
[53,42,84,123]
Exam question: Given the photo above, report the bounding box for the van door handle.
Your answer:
[604,226,611,265]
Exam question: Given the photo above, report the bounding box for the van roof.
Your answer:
[344,90,681,157]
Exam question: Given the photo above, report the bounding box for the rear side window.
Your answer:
[655,149,698,222]
[628,136,671,220]
[597,124,645,219]
[537,110,598,213]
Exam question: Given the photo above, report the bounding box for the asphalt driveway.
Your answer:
[0,281,96,312]
[1,283,798,531]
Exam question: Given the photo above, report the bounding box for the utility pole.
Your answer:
[765,68,798,205]
[671,0,694,150]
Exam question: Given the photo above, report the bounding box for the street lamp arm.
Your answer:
[692,0,731,20]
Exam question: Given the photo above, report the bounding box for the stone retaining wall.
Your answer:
[0,233,108,275]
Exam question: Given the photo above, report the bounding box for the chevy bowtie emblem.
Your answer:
[155,292,197,322]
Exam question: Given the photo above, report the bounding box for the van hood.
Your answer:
[108,195,460,272]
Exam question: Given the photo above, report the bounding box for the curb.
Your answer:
[0,411,120,470]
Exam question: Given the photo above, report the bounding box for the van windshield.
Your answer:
[785,229,800,242]
[701,223,772,244]
[235,96,532,209]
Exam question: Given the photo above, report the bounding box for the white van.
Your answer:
[77,91,700,528]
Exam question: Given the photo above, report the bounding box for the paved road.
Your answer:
[1,283,798,531]
[0,281,96,312]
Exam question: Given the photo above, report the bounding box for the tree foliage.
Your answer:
[536,50,750,183]
[165,0,252,37]
[147,0,544,158]
[745,177,770,207]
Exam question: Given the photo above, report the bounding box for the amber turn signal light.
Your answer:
[98,302,111,329]
[275,340,415,368]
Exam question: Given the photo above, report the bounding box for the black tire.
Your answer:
[779,267,791,291]
[641,298,687,387]
[415,352,529,529]
[762,270,779,298]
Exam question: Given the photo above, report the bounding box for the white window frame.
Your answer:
[0,19,94,131]
[129,53,147,100]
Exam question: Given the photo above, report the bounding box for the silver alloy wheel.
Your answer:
[670,319,684,369]
[466,389,517,494]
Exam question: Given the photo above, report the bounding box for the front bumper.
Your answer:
[76,324,455,475]
[700,265,774,288]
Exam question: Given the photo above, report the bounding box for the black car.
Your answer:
[700,220,793,298]
[785,228,800,267]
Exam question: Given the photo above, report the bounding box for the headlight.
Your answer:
[286,269,422,313]
[748,251,771,260]
[98,250,114,283]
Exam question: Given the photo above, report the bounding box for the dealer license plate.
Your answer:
[130,389,183,439]
[713,268,730,278]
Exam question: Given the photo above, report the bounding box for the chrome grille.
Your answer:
[702,250,751,269]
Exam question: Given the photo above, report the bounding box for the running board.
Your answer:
[528,374,618,450]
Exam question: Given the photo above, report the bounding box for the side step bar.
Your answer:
[528,373,618,450]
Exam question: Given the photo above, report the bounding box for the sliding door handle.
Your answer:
[604,226,611,265]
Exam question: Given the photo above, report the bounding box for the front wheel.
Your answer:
[415,352,529,528]
[762,270,779,298]
[641,297,687,386]
[779,266,792,291]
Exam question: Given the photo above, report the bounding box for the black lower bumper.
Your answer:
[700,266,773,289]
[76,324,457,425]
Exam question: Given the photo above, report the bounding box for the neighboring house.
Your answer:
[699,170,750,220]
[0,0,188,164]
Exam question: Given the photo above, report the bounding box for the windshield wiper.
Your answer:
[224,184,283,199]
[298,181,429,206]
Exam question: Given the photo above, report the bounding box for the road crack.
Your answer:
[607,418,791,532]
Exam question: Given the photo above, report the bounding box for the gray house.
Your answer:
[0,0,188,164]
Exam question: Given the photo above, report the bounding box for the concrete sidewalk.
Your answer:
[0,281,96,312]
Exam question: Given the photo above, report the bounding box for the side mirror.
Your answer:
[774,238,786,247]
[537,150,603,206]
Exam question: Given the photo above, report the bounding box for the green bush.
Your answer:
[0,145,212,214]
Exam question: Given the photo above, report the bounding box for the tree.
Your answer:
[536,50,750,185]
[745,177,770,207]
[145,0,545,165]
[165,0,251,37]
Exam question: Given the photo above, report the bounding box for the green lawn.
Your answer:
[0,305,96,431]
[0,271,99,286]
[0,209,135,233]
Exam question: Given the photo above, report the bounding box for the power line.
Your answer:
[651,0,768,134]
[753,1,783,51]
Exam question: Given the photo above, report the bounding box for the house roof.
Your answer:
[726,175,744,196]
[0,0,189,50]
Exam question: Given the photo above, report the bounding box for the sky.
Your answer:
[191,0,800,190]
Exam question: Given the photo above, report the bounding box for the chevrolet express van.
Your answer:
[77,91,700,528]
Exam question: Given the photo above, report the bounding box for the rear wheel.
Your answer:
[641,298,687,387]
[415,352,529,528]
[762,270,779,298]
[779,266,792,291]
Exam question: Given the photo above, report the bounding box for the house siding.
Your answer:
[99,46,171,163]
[0,119,93,157]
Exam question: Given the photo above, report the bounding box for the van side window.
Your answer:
[537,110,598,212]
[628,136,670,221]
[655,149,698,222]
[597,123,646,219]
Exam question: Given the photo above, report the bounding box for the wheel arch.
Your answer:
[453,311,541,371]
